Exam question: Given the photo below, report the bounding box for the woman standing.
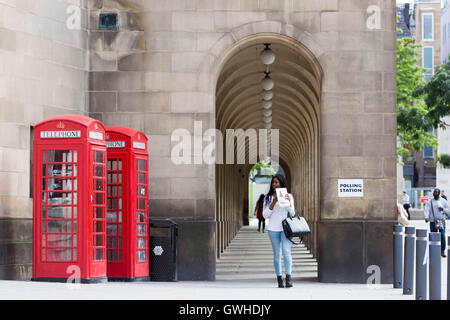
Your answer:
[254,194,266,232]
[263,174,295,288]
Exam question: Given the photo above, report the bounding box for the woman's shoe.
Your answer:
[285,275,293,288]
[277,276,285,288]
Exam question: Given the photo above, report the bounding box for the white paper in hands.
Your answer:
[276,188,291,207]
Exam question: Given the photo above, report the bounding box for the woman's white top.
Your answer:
[262,195,295,231]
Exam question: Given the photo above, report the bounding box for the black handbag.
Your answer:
[282,211,311,245]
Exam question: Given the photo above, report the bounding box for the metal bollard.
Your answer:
[403,226,415,295]
[393,224,404,288]
[416,229,427,300]
[448,236,450,300]
[429,232,442,300]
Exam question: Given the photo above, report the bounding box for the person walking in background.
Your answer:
[424,188,450,257]
[254,194,266,232]
[441,190,447,201]
[263,174,295,288]
[402,191,411,220]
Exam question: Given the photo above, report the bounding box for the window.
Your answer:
[422,13,434,41]
[424,145,434,158]
[448,23,450,39]
[423,47,433,82]
[444,25,447,44]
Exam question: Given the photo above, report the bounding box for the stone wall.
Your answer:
[0,0,89,279]
[0,0,398,282]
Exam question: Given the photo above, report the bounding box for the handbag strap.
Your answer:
[288,237,303,245]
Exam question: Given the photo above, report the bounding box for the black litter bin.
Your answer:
[149,219,178,281]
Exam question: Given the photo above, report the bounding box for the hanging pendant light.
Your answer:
[261,72,274,91]
[261,90,273,101]
[260,43,276,65]
[262,100,272,109]
[263,109,272,117]
[264,116,272,123]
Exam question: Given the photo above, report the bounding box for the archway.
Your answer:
[213,33,323,265]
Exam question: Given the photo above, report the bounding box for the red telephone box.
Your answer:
[105,127,149,281]
[32,115,108,283]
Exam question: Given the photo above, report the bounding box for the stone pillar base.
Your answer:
[318,220,395,284]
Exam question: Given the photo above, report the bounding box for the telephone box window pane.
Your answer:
[42,179,47,190]
[118,160,122,170]
[73,235,77,247]
[42,221,46,233]
[118,238,122,249]
[118,225,122,236]
[137,238,146,249]
[48,192,71,205]
[138,225,145,236]
[95,235,104,246]
[107,212,117,222]
[138,173,146,184]
[73,151,77,163]
[107,224,117,236]
[95,249,103,261]
[48,164,74,177]
[42,207,47,219]
[108,250,117,262]
[42,192,46,204]
[138,186,146,197]
[73,207,77,219]
[48,150,72,163]
[48,220,71,233]
[74,193,77,204]
[138,160,146,171]
[48,178,73,191]
[95,151,104,164]
[95,179,104,191]
[95,165,104,177]
[48,234,71,247]
[112,160,117,170]
[42,235,47,247]
[73,249,77,261]
[73,179,77,191]
[118,186,122,196]
[118,251,122,261]
[47,206,72,219]
[73,221,77,233]
[95,221,104,233]
[95,207,104,219]
[107,237,117,249]
[48,248,72,262]
[42,165,46,177]
[48,192,72,205]
[95,193,104,205]
[43,151,46,162]
[138,251,146,262]
[138,212,146,223]
[138,199,146,210]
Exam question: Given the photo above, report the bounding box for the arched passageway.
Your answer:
[214,34,323,265]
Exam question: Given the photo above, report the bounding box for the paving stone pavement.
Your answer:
[216,220,318,282]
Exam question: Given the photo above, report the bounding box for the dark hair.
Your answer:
[256,194,265,211]
[265,174,288,205]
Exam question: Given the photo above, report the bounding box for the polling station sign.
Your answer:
[338,179,364,197]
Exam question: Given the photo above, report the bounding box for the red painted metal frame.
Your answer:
[32,115,107,282]
[105,127,149,280]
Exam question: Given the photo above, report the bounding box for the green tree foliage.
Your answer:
[413,59,450,130]
[396,30,438,162]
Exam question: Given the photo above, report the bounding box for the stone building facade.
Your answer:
[0,0,397,283]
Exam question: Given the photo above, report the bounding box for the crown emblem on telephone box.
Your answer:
[56,122,65,129]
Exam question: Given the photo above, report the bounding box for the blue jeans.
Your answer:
[268,231,292,276]
[430,220,446,253]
